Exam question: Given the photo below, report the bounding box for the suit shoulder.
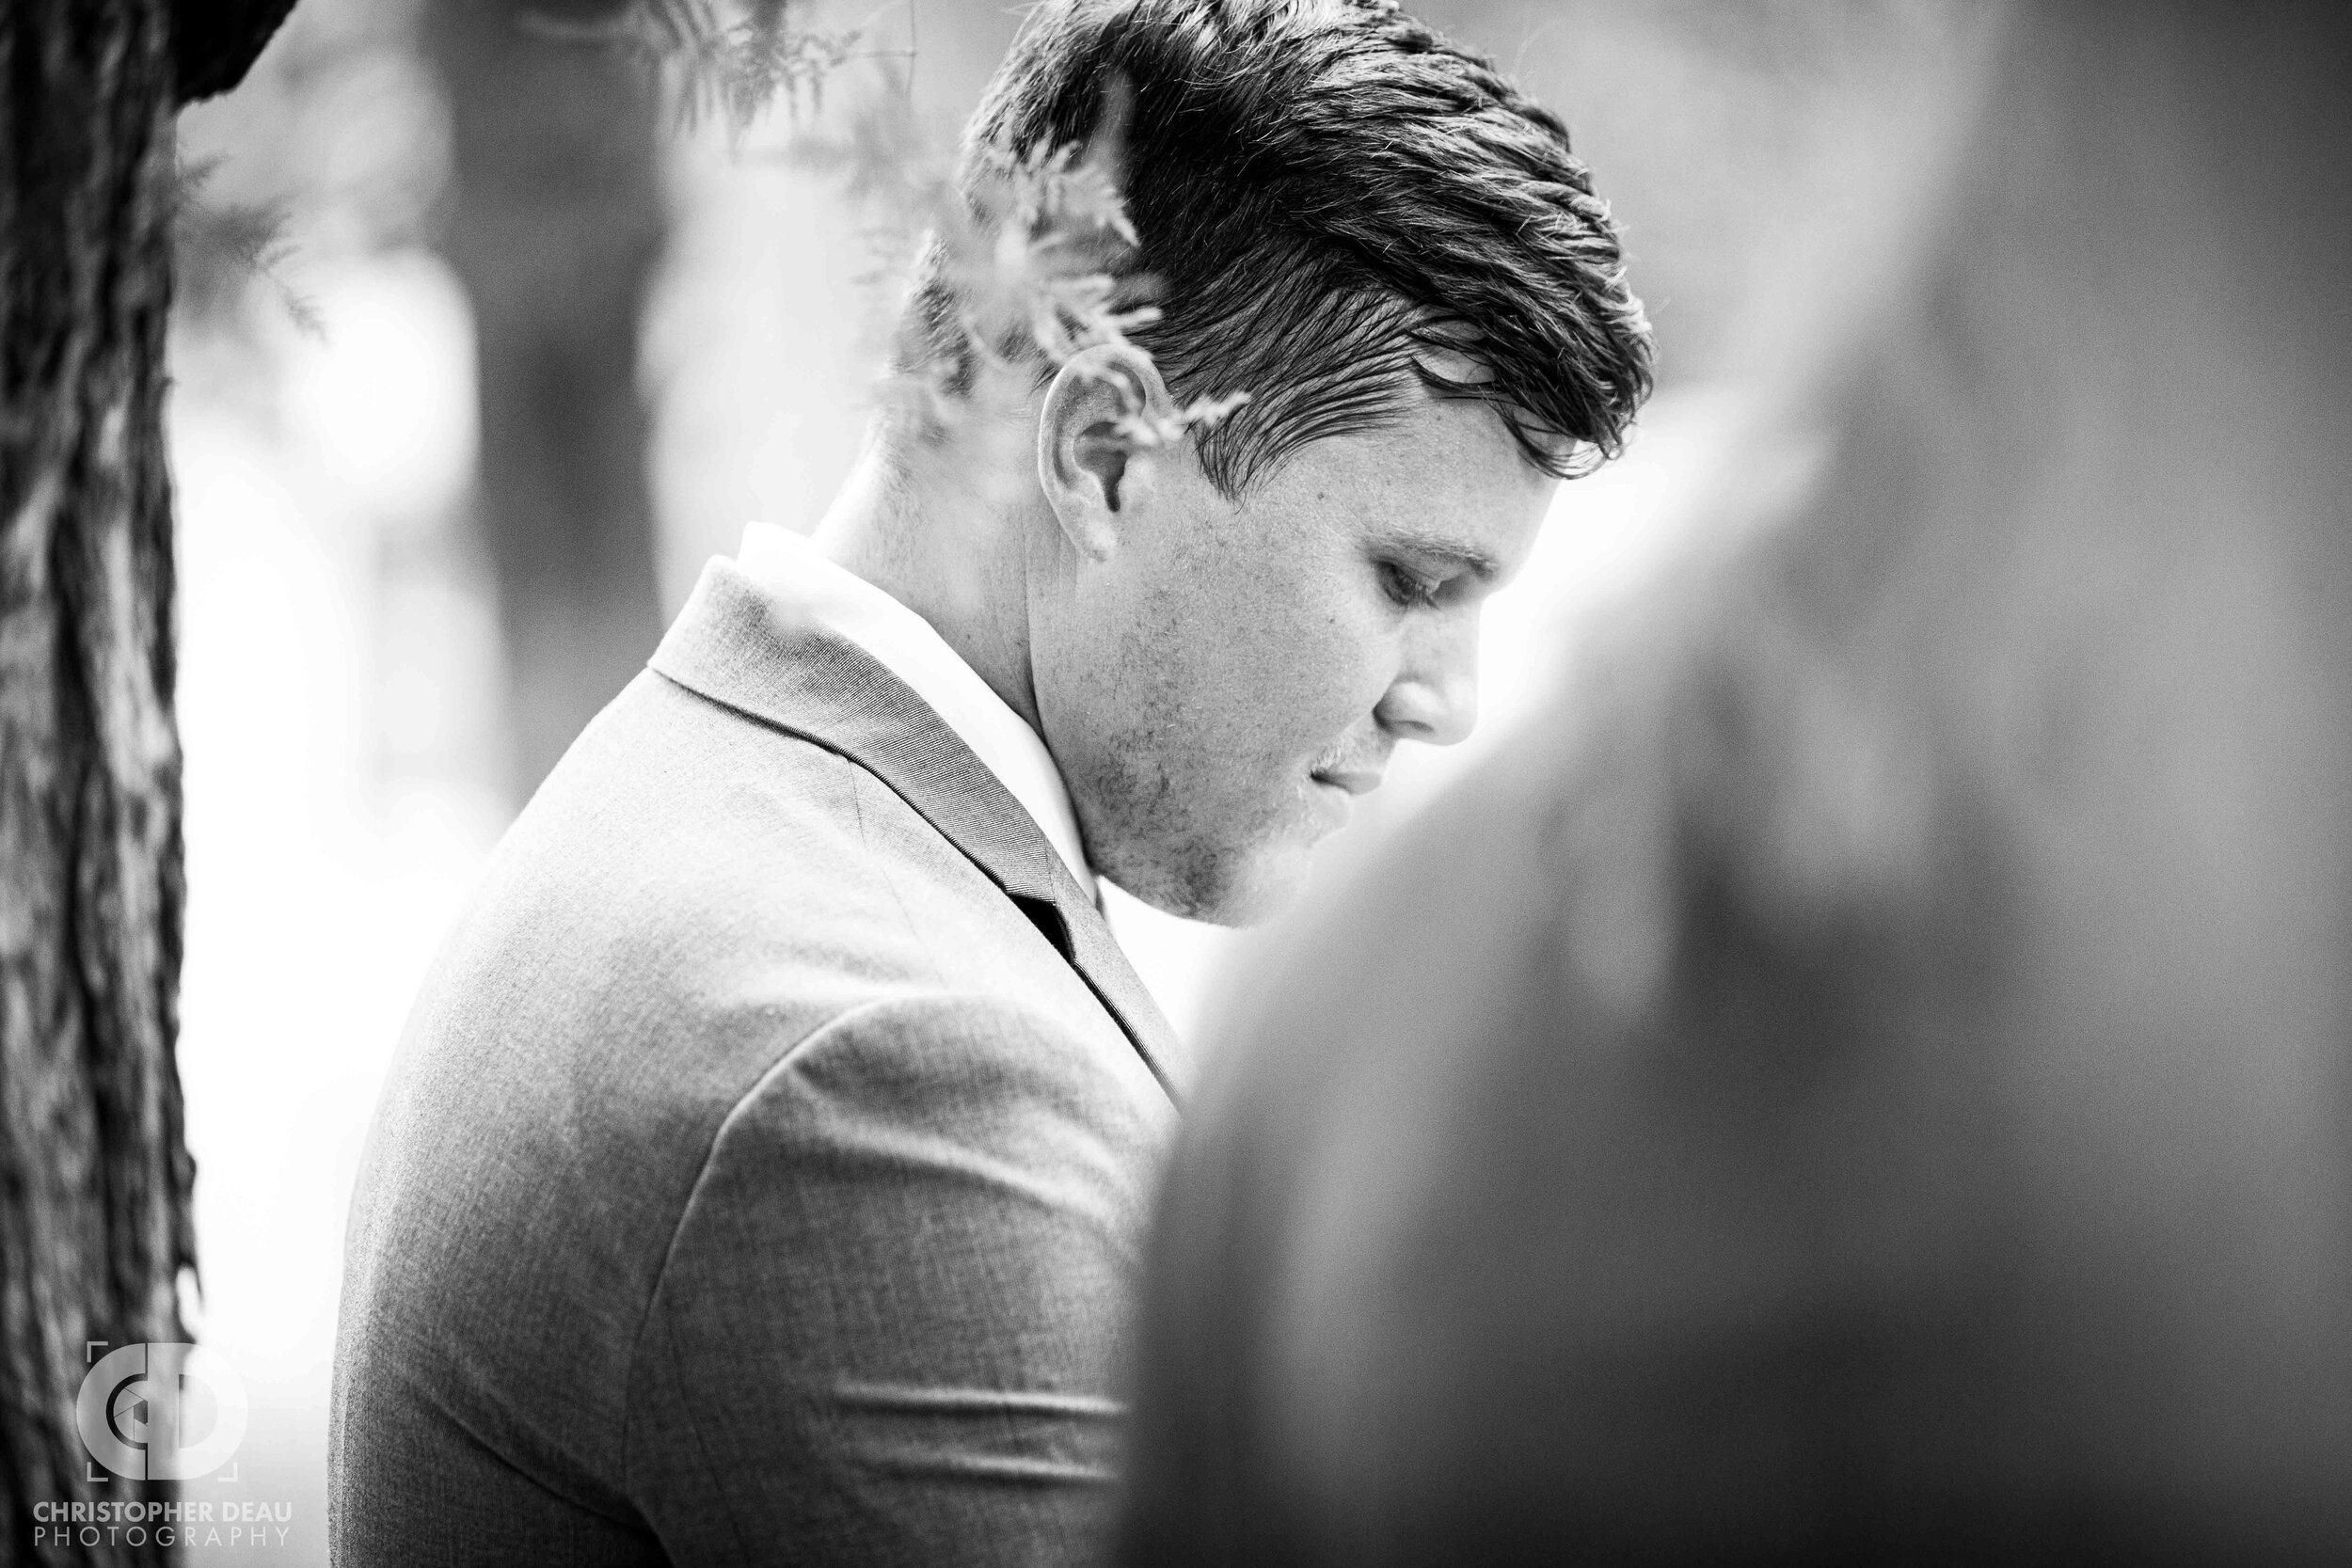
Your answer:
[684,990,1172,1171]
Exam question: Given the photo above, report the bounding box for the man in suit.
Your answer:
[329,2,1650,1563]
[1118,4,2352,1563]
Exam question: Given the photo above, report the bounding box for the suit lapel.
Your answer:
[1029,882,1190,1104]
[649,559,1192,1101]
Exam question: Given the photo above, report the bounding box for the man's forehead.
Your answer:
[1223,382,1555,560]
[1322,392,1553,500]
[1315,417,1553,575]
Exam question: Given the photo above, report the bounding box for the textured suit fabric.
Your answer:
[330,559,1186,1567]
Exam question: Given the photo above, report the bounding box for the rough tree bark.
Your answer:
[0,2,288,1561]
[429,0,668,803]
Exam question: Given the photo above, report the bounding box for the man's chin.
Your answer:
[1100,834,1314,929]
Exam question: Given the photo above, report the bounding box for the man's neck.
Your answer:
[810,449,1047,736]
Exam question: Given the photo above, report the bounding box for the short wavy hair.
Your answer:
[898,0,1655,494]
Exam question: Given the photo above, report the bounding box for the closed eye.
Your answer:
[1379,561,1445,609]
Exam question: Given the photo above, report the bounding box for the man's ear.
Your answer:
[1037,341,1172,562]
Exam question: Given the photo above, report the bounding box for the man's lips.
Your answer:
[1310,768,1383,797]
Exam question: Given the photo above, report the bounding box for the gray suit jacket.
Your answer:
[330,558,1186,1566]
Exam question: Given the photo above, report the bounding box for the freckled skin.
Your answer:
[1029,391,1557,925]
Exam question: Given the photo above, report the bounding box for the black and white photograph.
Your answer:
[4,1,2348,1563]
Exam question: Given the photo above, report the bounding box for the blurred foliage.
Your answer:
[519,0,868,129]
[168,0,1970,388]
[173,0,449,348]
[169,0,1972,436]
[605,0,1248,452]
[171,155,321,337]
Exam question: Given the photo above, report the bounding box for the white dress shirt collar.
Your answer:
[733,522,1098,902]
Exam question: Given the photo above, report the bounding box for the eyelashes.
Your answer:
[1379,561,1446,609]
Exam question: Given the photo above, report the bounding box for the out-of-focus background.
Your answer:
[166,2,1966,1560]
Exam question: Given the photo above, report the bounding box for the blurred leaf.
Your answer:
[170,154,322,337]
[635,4,1245,448]
[524,0,863,132]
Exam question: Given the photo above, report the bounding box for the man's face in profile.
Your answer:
[1034,389,1557,925]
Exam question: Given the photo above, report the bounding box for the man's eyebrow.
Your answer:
[1375,528,1502,580]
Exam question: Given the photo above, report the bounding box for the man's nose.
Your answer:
[1375,614,1479,747]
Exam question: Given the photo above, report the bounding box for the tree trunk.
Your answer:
[2,3,286,1561]
[429,0,668,803]
[1,3,190,1560]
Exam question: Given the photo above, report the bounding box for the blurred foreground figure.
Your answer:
[1121,5,2352,1563]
